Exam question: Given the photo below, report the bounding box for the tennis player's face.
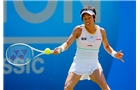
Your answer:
[82,13,94,27]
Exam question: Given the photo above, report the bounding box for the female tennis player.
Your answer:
[53,5,124,90]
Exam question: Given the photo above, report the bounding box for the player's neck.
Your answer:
[85,24,96,34]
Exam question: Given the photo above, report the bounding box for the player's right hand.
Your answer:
[52,47,61,54]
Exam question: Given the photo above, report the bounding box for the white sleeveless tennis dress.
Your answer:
[68,24,103,80]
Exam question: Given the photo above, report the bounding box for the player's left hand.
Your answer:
[114,50,124,62]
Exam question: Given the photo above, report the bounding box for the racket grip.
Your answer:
[50,50,54,54]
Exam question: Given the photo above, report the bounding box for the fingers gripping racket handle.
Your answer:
[44,48,60,55]
[50,49,60,54]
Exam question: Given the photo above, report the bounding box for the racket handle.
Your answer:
[50,50,54,54]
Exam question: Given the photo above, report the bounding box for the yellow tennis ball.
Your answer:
[44,48,51,55]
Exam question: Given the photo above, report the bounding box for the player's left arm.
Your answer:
[101,28,124,62]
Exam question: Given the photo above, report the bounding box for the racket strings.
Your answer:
[6,43,45,66]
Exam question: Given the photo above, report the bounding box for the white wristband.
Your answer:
[111,51,117,57]
[59,46,65,53]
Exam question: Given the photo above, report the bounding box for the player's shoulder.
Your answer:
[73,25,82,32]
[96,25,105,31]
[100,27,105,33]
[96,25,105,32]
[96,24,106,35]
[75,25,82,30]
[72,25,82,38]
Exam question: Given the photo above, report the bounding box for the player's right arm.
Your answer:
[52,26,82,54]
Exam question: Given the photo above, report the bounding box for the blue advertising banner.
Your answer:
[4,0,136,90]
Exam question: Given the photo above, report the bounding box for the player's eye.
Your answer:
[83,16,91,21]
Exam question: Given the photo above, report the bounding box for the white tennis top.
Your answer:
[74,24,102,63]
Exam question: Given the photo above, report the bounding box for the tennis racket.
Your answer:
[6,43,56,66]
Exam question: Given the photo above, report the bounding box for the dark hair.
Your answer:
[80,5,96,22]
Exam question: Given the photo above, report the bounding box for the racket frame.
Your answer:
[6,43,46,66]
